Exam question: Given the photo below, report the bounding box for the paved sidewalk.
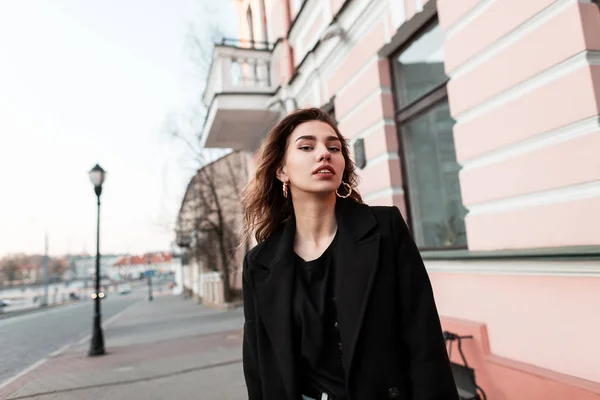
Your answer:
[0,296,247,400]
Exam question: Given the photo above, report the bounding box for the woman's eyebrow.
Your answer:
[294,135,341,142]
[295,135,316,142]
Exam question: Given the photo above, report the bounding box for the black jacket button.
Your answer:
[388,387,400,399]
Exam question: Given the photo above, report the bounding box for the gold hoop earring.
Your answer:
[336,182,352,198]
[282,182,288,199]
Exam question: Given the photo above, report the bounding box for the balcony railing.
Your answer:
[203,39,276,109]
[220,38,274,50]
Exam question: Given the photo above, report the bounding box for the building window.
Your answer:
[391,20,467,249]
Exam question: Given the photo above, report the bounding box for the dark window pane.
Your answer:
[394,23,447,108]
[401,101,467,248]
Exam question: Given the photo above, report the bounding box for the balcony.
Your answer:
[200,39,280,150]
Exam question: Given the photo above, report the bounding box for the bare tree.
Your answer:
[50,258,67,277]
[176,151,248,303]
[2,259,21,283]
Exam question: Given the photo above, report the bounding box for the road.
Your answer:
[0,287,141,385]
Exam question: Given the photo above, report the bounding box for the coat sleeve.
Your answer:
[242,255,263,400]
[391,206,459,400]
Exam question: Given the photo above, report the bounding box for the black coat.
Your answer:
[242,199,458,400]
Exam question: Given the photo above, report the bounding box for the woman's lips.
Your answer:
[312,165,335,175]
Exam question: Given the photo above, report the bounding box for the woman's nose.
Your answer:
[318,151,331,162]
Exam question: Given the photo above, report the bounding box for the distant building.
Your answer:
[112,252,176,281]
[68,254,123,281]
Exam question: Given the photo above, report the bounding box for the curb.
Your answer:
[202,300,243,311]
[0,300,78,321]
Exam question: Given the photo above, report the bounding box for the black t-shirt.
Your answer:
[293,234,346,398]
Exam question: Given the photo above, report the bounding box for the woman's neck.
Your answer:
[292,193,337,247]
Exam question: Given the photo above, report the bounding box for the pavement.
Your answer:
[0,294,246,400]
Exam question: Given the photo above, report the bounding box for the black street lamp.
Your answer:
[146,254,153,301]
[88,164,106,357]
[175,229,191,299]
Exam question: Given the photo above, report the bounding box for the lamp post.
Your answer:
[88,164,106,357]
[40,233,49,307]
[146,254,153,301]
[175,229,191,298]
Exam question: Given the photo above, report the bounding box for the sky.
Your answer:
[0,0,237,257]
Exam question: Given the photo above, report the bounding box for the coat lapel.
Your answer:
[334,200,381,376]
[249,219,297,399]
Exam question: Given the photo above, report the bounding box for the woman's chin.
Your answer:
[294,185,339,198]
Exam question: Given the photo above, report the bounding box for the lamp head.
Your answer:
[88,164,106,196]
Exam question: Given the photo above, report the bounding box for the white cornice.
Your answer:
[449,0,583,79]
[461,116,600,170]
[425,258,600,277]
[467,180,600,215]
[444,0,495,39]
[455,50,600,123]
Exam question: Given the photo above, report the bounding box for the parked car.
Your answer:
[0,299,12,308]
[118,284,132,295]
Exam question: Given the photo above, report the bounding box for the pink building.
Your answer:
[200,1,600,398]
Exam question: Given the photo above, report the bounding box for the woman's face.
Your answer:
[277,120,346,198]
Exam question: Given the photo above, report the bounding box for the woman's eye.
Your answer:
[299,146,313,151]
[329,147,341,152]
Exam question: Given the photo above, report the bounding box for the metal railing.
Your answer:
[220,37,274,51]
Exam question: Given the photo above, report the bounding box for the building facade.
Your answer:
[201,0,600,398]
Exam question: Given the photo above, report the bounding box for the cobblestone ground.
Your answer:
[0,295,246,400]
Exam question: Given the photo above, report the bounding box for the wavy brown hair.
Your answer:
[241,107,363,244]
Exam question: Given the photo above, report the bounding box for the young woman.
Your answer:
[241,108,458,400]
